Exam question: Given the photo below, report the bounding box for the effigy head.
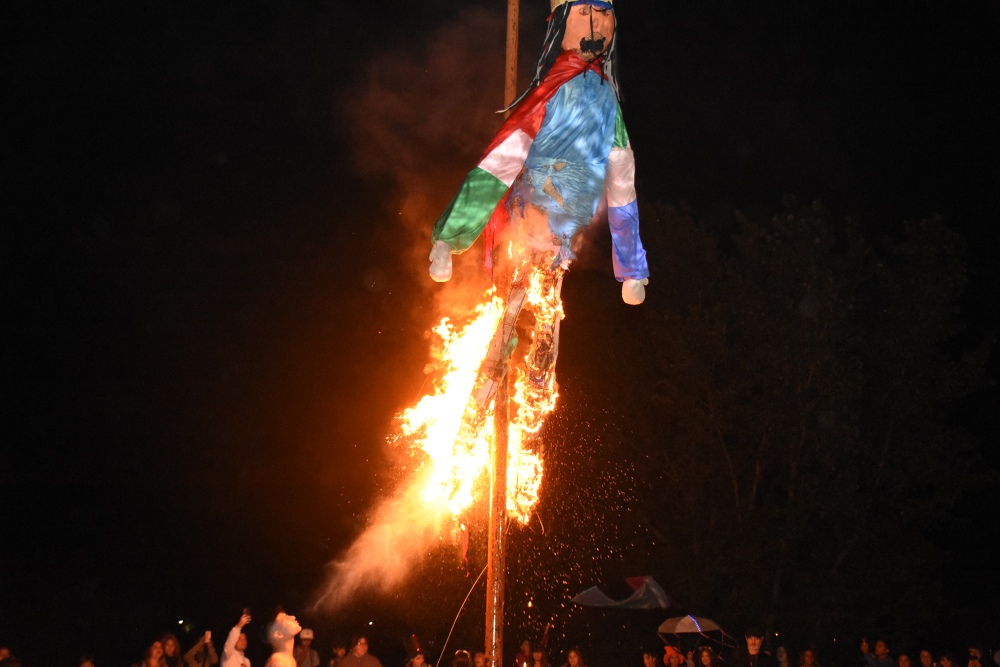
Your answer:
[502,0,620,112]
[554,1,615,61]
[550,0,613,10]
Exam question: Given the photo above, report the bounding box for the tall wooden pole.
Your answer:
[487,5,519,667]
[504,0,520,113]
[485,368,509,667]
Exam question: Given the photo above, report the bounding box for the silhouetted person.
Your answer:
[134,640,167,667]
[696,647,720,667]
[800,649,820,667]
[406,650,428,667]
[862,639,894,667]
[515,642,533,667]
[736,627,776,667]
[163,634,184,667]
[330,642,348,667]
[186,631,219,667]
[562,648,586,667]
[663,645,686,667]
[337,636,383,667]
[455,651,474,667]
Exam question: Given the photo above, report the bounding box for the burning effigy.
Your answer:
[429,0,649,300]
[422,0,650,514]
[315,0,648,609]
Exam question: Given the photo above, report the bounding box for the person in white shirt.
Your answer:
[222,613,252,667]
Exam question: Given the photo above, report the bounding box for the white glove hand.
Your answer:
[429,240,453,282]
[622,277,648,305]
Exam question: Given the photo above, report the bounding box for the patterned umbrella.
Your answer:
[657,615,723,635]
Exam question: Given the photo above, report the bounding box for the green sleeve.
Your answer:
[431,167,510,253]
[613,104,630,150]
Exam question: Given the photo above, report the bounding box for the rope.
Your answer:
[435,565,488,667]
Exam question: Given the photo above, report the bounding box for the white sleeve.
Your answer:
[224,626,240,656]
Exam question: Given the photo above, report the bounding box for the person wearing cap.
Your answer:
[735,627,776,667]
[663,645,685,667]
[295,630,320,667]
[265,610,303,667]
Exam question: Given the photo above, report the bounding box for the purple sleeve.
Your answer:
[609,200,649,281]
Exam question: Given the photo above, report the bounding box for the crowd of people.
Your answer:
[1,620,997,667]
[636,630,1000,667]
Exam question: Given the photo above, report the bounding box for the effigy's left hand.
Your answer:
[622,278,648,305]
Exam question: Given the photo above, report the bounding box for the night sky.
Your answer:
[6,1,999,666]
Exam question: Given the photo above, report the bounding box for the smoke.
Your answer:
[312,469,451,609]
[342,8,513,317]
[313,8,517,611]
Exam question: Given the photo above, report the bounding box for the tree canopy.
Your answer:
[515,197,993,661]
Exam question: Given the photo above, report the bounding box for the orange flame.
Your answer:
[313,264,561,609]
[396,295,503,516]
[506,265,563,523]
[395,263,563,526]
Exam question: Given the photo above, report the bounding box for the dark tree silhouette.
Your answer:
[527,197,992,661]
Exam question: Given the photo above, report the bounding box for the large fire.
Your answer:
[313,263,563,609]
[395,265,562,525]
